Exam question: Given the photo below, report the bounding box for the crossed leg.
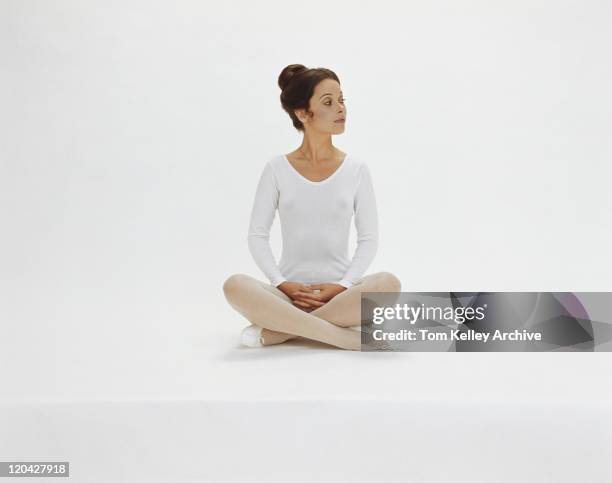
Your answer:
[222,272,401,349]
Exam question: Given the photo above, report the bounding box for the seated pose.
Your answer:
[223,63,401,350]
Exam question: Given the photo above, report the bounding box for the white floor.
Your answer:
[2,398,611,483]
[1,314,612,482]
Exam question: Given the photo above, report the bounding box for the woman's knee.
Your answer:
[372,271,402,292]
[222,273,252,299]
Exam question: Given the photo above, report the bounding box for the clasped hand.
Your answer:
[278,281,346,312]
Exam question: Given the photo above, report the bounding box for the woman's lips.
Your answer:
[335,119,345,123]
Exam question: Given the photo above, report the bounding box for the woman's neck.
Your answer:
[296,136,337,165]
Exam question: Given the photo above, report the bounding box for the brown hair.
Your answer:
[278,64,340,131]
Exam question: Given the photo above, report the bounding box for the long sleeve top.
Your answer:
[247,154,378,288]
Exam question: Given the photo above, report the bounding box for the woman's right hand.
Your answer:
[277,281,326,311]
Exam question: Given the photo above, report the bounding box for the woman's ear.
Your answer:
[295,108,311,124]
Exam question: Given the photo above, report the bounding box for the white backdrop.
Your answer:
[1,1,611,403]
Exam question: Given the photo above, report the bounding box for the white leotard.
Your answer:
[247,153,378,288]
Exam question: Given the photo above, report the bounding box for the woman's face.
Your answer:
[299,78,346,134]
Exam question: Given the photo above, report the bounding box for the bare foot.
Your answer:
[260,328,298,346]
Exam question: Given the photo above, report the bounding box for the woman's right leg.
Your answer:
[222,273,361,350]
[254,282,301,345]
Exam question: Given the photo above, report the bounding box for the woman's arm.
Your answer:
[247,161,287,287]
[337,162,379,288]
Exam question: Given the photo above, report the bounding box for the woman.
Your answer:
[222,64,401,350]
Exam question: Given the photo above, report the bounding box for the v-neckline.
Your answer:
[283,154,349,185]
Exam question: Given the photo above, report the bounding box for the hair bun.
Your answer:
[278,64,309,91]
